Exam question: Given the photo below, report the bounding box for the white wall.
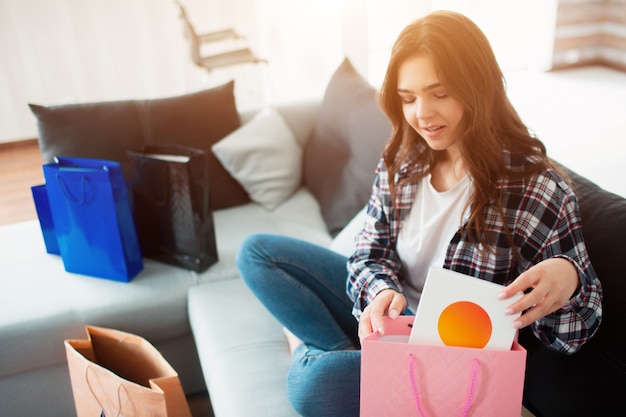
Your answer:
[0,0,346,143]
[0,0,564,143]
[345,0,559,87]
[0,0,194,142]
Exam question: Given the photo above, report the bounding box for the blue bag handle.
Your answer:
[56,174,93,205]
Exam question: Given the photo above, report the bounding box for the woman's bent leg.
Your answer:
[237,233,358,349]
[236,233,361,416]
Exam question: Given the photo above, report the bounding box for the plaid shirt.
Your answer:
[347,152,602,354]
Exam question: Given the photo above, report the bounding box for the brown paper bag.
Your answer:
[65,325,192,417]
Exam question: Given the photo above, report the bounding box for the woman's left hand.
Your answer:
[498,258,580,329]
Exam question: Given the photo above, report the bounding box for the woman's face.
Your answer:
[397,55,465,156]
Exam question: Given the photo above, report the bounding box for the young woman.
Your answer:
[237,10,602,417]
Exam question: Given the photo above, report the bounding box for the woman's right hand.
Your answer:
[358,289,407,340]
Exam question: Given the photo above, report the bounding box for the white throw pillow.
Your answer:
[212,107,302,210]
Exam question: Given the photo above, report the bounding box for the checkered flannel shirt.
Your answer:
[347,152,603,354]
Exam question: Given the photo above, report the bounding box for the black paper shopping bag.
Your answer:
[128,145,218,272]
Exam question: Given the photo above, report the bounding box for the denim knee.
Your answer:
[236,233,276,282]
[236,233,265,267]
[286,345,361,417]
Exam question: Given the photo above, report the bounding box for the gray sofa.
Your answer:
[1,58,388,417]
[2,58,624,417]
[0,98,337,416]
[0,97,338,416]
[188,77,626,417]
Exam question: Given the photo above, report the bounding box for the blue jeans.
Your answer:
[236,233,361,417]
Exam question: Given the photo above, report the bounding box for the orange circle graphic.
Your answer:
[437,301,492,348]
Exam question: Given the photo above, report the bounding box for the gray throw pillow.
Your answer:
[304,58,391,235]
[29,81,250,210]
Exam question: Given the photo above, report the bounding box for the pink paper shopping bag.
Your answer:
[360,316,527,417]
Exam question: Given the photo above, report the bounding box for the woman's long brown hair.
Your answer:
[379,10,554,250]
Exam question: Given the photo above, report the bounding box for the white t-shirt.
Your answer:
[397,173,472,310]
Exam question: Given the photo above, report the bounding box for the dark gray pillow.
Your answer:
[304,58,392,235]
[29,100,143,176]
[29,81,250,210]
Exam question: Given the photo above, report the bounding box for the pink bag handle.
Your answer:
[408,354,479,417]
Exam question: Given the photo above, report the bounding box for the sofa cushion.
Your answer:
[212,107,302,210]
[29,81,250,210]
[188,279,299,417]
[195,187,332,285]
[0,220,196,379]
[29,101,142,177]
[303,58,391,236]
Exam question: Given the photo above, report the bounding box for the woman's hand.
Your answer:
[358,289,407,340]
[498,258,580,329]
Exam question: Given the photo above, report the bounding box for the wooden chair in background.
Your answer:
[174,0,267,72]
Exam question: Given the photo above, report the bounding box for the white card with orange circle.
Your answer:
[408,267,523,350]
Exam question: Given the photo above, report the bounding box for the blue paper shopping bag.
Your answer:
[31,184,61,255]
[42,156,143,282]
